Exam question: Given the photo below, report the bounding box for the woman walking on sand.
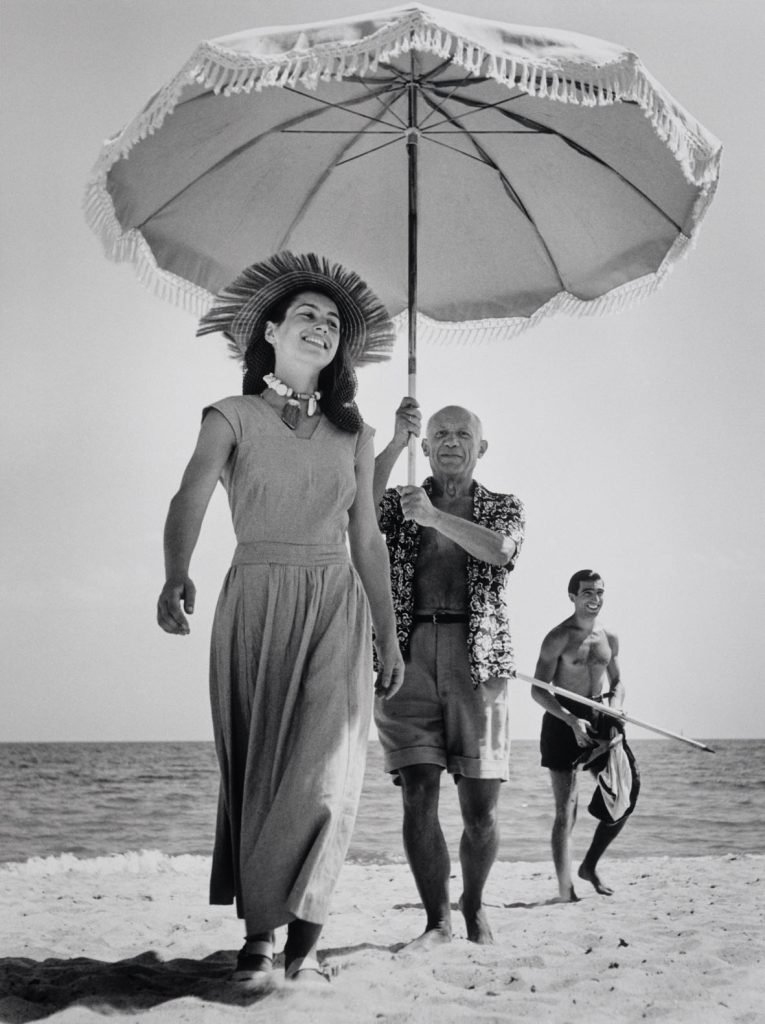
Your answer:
[156,252,403,984]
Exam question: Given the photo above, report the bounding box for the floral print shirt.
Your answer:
[378,478,526,687]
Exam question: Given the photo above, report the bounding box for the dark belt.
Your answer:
[413,612,469,624]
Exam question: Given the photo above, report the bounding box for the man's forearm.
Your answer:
[430,508,516,566]
[532,686,577,722]
[373,439,407,510]
[607,679,625,710]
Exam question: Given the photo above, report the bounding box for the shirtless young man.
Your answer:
[532,570,639,902]
[373,399,525,947]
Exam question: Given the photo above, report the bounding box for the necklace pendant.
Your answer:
[264,373,321,425]
[264,372,290,397]
[281,398,301,430]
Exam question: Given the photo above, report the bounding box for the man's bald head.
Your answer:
[426,406,484,440]
[422,405,488,483]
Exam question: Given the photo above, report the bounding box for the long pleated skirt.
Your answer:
[208,541,373,930]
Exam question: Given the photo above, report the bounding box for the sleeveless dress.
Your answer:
[205,395,374,929]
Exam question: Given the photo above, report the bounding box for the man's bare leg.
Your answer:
[399,764,452,948]
[456,777,501,943]
[549,770,579,902]
[578,817,628,895]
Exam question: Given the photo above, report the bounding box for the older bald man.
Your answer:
[373,397,525,948]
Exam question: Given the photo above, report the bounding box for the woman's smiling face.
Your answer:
[266,290,341,371]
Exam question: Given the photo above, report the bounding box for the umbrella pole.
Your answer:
[406,69,419,486]
[515,672,715,753]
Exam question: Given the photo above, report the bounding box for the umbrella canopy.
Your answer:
[85,2,721,348]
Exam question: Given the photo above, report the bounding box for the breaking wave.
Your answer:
[0,849,211,878]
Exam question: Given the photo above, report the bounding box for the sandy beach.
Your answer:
[1,852,762,1023]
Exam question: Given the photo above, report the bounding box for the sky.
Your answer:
[1,0,763,744]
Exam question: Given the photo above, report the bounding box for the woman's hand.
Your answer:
[374,637,405,700]
[157,576,196,635]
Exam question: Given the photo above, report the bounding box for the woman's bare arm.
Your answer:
[157,410,235,634]
[348,438,404,698]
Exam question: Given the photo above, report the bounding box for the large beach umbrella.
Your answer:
[85,3,721,477]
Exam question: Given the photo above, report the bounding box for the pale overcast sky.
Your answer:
[1,0,763,742]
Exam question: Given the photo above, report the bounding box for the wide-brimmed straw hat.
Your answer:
[197,251,395,366]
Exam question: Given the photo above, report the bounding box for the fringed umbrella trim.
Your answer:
[85,8,720,189]
[84,178,719,347]
[82,5,722,338]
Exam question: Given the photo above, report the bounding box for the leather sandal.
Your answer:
[232,937,274,982]
[284,954,334,983]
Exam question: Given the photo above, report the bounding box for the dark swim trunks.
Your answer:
[539,695,597,770]
[540,696,640,824]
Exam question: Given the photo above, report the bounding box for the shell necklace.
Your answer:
[263,373,322,430]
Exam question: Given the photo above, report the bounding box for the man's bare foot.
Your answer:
[457,895,494,944]
[550,883,580,904]
[398,925,452,952]
[578,862,614,895]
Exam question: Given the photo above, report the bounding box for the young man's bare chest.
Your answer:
[562,628,612,670]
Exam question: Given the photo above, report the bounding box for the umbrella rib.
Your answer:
[345,56,457,133]
[346,75,409,128]
[420,89,530,132]
[334,135,402,166]
[419,93,533,219]
[342,73,409,83]
[281,129,400,134]
[420,133,536,222]
[275,91,404,250]
[419,92,568,291]
[418,69,483,131]
[418,57,459,82]
[374,56,454,89]
[282,83,406,130]
[427,129,541,134]
[132,88,404,228]
[434,89,684,231]
[281,129,535,134]
[421,134,498,166]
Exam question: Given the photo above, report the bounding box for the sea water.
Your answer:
[1,739,763,867]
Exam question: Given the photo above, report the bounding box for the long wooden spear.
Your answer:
[515,672,715,753]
